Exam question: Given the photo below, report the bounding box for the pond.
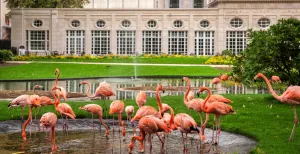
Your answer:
[0,77,273,100]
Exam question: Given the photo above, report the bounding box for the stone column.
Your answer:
[111,14,117,54]
[162,14,168,54]
[188,14,195,55]
[85,13,91,54]
[136,14,142,54]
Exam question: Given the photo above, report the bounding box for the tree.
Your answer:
[233,18,300,85]
[5,0,90,9]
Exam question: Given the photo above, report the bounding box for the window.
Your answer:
[147,20,157,28]
[33,20,43,27]
[26,30,49,51]
[92,31,110,55]
[258,18,271,28]
[117,31,136,55]
[170,0,179,8]
[226,31,247,55]
[121,20,131,28]
[194,0,203,8]
[96,20,106,28]
[71,20,80,28]
[168,31,188,55]
[200,20,209,28]
[230,18,243,28]
[195,31,214,55]
[173,20,183,28]
[142,31,161,54]
[66,30,85,55]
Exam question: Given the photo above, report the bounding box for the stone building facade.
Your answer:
[10,0,300,55]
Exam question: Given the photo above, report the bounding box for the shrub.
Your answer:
[204,56,234,65]
[0,50,13,63]
[221,50,233,57]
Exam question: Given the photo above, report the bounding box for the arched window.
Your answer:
[71,20,80,28]
[33,19,43,27]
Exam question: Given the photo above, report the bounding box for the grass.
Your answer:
[13,56,210,64]
[0,63,228,80]
[1,94,300,153]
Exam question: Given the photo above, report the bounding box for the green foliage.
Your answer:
[221,49,234,57]
[5,0,89,9]
[0,50,13,63]
[204,55,235,65]
[233,18,300,85]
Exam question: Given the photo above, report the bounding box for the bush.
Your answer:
[221,50,233,57]
[0,50,13,63]
[204,56,234,65]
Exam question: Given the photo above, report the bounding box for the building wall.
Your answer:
[11,3,300,55]
[0,0,10,39]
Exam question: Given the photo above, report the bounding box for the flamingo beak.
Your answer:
[79,84,81,87]
[162,90,165,93]
[197,92,200,98]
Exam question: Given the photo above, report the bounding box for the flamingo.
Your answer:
[8,94,29,123]
[197,86,235,144]
[109,100,126,140]
[125,105,134,123]
[219,73,229,81]
[136,91,147,108]
[21,95,41,141]
[79,104,109,137]
[212,77,221,85]
[183,77,205,125]
[40,112,57,152]
[131,84,164,122]
[271,75,281,83]
[254,73,300,141]
[51,86,76,131]
[79,80,115,119]
[54,68,67,102]
[172,113,201,153]
[128,115,172,153]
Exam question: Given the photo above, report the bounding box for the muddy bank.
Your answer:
[0,119,257,154]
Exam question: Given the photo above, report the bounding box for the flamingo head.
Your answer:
[33,85,44,90]
[40,116,50,127]
[79,81,88,87]
[197,86,208,97]
[161,103,170,113]
[54,68,59,76]
[182,77,188,82]
[128,138,136,153]
[254,73,263,82]
[52,144,57,152]
[157,84,165,93]
[22,132,27,141]
[51,86,61,91]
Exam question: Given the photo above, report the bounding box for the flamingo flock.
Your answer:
[9,68,296,153]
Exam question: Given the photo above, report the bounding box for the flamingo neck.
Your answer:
[84,83,91,96]
[184,78,191,104]
[258,74,280,100]
[22,107,32,140]
[98,115,109,136]
[51,89,60,110]
[202,87,211,111]
[169,107,176,130]
[55,71,60,86]
[155,87,163,114]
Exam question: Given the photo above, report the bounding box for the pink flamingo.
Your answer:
[128,115,172,153]
[8,94,30,123]
[54,69,67,102]
[51,86,76,131]
[21,95,41,141]
[187,91,195,101]
[136,91,147,108]
[219,73,229,81]
[212,77,221,85]
[198,86,235,144]
[183,77,205,125]
[79,80,115,119]
[79,104,109,137]
[125,105,134,122]
[109,100,126,140]
[40,112,57,152]
[271,75,281,83]
[254,73,300,141]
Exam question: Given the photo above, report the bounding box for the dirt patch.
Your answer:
[0,90,87,99]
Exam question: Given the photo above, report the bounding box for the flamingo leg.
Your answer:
[289,106,298,142]
[181,132,186,154]
[21,107,24,129]
[156,132,165,150]
[148,134,152,154]
[199,112,203,125]
[92,113,94,130]
[112,114,115,135]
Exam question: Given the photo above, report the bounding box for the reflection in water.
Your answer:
[0,77,277,100]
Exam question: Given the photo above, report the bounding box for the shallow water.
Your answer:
[0,119,256,154]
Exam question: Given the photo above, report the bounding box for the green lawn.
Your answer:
[0,63,228,80]
[1,94,300,153]
[13,56,210,64]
